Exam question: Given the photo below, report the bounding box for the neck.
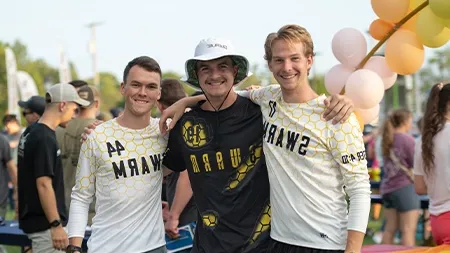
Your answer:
[78,109,98,120]
[38,112,61,130]
[394,126,408,133]
[201,90,238,111]
[281,79,318,103]
[116,109,151,129]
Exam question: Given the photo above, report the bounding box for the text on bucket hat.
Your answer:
[18,96,46,116]
[46,83,90,107]
[182,38,250,88]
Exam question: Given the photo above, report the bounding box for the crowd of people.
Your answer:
[0,23,448,253]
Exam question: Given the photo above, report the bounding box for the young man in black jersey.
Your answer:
[18,83,90,252]
[161,37,354,253]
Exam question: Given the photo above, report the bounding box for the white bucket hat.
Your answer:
[182,38,250,88]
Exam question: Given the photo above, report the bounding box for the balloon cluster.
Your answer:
[325,0,450,129]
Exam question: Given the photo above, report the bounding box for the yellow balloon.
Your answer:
[371,0,410,23]
[442,18,450,29]
[354,112,365,131]
[385,29,425,75]
[429,0,450,19]
[416,6,450,48]
[402,0,426,32]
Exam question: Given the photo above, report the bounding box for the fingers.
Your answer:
[53,237,69,251]
[323,96,339,119]
[168,113,182,131]
[333,104,353,124]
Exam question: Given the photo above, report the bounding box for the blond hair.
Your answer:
[264,24,315,62]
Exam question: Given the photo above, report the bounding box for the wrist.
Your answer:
[168,212,180,221]
[66,245,82,253]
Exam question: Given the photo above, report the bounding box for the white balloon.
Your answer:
[325,64,353,95]
[363,56,398,90]
[332,28,368,68]
[345,69,385,109]
[357,104,380,124]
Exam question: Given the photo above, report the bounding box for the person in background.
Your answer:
[157,79,198,242]
[18,96,46,127]
[56,85,101,226]
[2,115,23,214]
[380,108,420,246]
[18,83,89,252]
[414,82,450,245]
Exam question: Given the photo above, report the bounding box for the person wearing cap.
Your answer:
[17,83,90,252]
[69,80,88,91]
[18,96,46,126]
[67,56,169,253]
[158,36,354,253]
[160,32,362,252]
[55,85,100,227]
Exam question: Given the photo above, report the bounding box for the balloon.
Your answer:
[385,29,425,75]
[416,6,450,48]
[363,56,398,90]
[429,0,450,19]
[345,69,385,109]
[369,19,394,40]
[357,104,380,124]
[332,28,367,69]
[371,0,410,23]
[353,111,365,131]
[324,64,353,95]
[440,18,450,29]
[403,0,426,32]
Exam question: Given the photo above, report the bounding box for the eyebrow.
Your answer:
[198,59,231,69]
[273,54,302,59]
[130,80,159,86]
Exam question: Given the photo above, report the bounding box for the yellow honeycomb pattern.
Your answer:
[248,85,370,246]
[74,118,168,203]
[201,210,219,229]
[226,143,263,190]
[250,203,271,244]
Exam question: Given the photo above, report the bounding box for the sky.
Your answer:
[0,0,444,82]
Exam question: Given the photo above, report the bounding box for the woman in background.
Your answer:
[380,108,420,246]
[414,82,450,245]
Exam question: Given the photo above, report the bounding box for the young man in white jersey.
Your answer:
[161,26,370,253]
[67,56,168,253]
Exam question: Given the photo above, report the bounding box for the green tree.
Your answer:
[418,47,450,93]
[86,72,122,114]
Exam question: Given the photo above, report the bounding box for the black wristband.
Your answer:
[49,219,61,228]
[66,245,82,253]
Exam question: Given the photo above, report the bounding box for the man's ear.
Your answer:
[120,82,125,95]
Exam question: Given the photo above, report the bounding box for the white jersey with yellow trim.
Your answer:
[241,85,371,250]
[67,118,168,253]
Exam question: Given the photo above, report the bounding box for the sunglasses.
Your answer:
[22,111,33,116]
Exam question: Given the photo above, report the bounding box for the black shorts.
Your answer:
[382,184,420,212]
[268,239,344,253]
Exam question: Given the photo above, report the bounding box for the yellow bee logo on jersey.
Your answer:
[202,210,219,229]
[182,120,210,148]
[250,203,271,244]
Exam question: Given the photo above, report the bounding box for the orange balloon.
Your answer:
[369,19,394,40]
[371,0,410,23]
[354,111,365,131]
[385,29,425,75]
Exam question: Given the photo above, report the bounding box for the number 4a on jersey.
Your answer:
[107,140,125,157]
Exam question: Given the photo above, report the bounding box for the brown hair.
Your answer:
[123,56,161,83]
[264,24,315,66]
[421,83,450,175]
[381,108,412,158]
[159,79,187,107]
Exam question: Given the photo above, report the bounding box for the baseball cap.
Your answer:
[69,80,88,89]
[18,96,46,116]
[77,85,96,108]
[183,38,251,88]
[46,83,90,107]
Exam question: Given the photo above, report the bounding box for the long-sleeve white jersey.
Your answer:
[239,85,371,250]
[67,118,168,253]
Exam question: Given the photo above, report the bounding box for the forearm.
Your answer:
[67,198,90,244]
[170,171,193,219]
[6,161,17,187]
[180,95,206,107]
[37,182,60,222]
[69,237,83,248]
[345,230,365,253]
